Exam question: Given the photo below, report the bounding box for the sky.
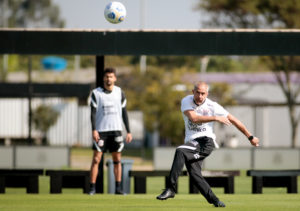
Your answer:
[52,0,203,30]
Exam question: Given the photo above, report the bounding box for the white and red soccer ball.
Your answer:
[104,2,126,24]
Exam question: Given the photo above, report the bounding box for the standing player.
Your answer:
[89,67,132,195]
[156,82,259,207]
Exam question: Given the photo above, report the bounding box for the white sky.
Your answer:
[52,0,203,30]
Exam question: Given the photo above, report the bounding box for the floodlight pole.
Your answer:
[95,55,104,193]
[139,0,147,74]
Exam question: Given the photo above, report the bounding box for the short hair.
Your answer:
[104,67,116,75]
[194,81,209,92]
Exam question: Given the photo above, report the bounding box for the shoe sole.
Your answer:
[213,201,226,207]
[156,196,175,200]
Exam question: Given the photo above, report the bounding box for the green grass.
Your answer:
[2,146,300,210]
[1,172,300,210]
[1,194,300,211]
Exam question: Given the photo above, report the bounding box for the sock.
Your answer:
[90,183,96,190]
[115,181,121,191]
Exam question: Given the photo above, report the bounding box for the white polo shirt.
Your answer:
[90,86,126,132]
[181,95,229,148]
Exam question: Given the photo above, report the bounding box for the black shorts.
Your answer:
[92,131,124,153]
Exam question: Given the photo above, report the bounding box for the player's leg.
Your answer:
[109,135,124,194]
[112,151,123,194]
[89,150,103,195]
[188,161,225,207]
[187,137,225,207]
[157,142,198,200]
[168,147,187,192]
[187,160,219,203]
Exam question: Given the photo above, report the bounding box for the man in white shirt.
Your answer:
[157,82,259,207]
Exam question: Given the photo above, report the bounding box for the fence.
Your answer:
[0,98,144,147]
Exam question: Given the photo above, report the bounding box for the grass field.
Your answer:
[1,171,300,211]
[1,194,300,211]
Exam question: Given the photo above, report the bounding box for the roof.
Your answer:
[1,28,300,32]
[1,28,300,55]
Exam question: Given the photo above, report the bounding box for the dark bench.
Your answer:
[247,170,300,193]
[129,170,187,194]
[129,170,240,194]
[45,170,90,194]
[0,169,44,194]
[190,170,240,194]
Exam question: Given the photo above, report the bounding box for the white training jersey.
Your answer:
[181,95,229,148]
[90,86,126,132]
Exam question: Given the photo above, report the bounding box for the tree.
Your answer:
[0,0,64,28]
[0,0,65,81]
[196,0,300,147]
[209,83,237,106]
[32,104,59,145]
[118,66,188,146]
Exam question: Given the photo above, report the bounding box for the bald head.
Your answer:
[194,82,209,92]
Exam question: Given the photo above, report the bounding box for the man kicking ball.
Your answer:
[156,82,259,207]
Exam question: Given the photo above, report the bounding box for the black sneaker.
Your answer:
[156,188,175,200]
[213,201,226,207]
[88,188,96,195]
[115,189,125,195]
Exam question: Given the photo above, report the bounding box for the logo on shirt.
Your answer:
[103,100,118,115]
[188,120,207,132]
[201,108,209,116]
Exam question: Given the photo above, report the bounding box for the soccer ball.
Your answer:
[104,2,126,24]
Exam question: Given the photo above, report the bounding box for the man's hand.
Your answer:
[215,116,232,126]
[126,133,133,143]
[250,137,259,147]
[92,130,100,142]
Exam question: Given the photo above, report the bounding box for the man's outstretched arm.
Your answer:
[227,114,259,147]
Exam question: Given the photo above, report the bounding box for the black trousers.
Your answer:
[167,136,219,204]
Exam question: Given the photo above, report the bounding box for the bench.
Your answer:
[129,170,187,194]
[247,170,300,193]
[190,170,240,194]
[0,169,44,193]
[45,170,90,194]
[129,170,240,194]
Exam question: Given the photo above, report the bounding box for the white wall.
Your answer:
[154,147,300,170]
[0,99,28,138]
[0,146,69,169]
[213,105,300,148]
